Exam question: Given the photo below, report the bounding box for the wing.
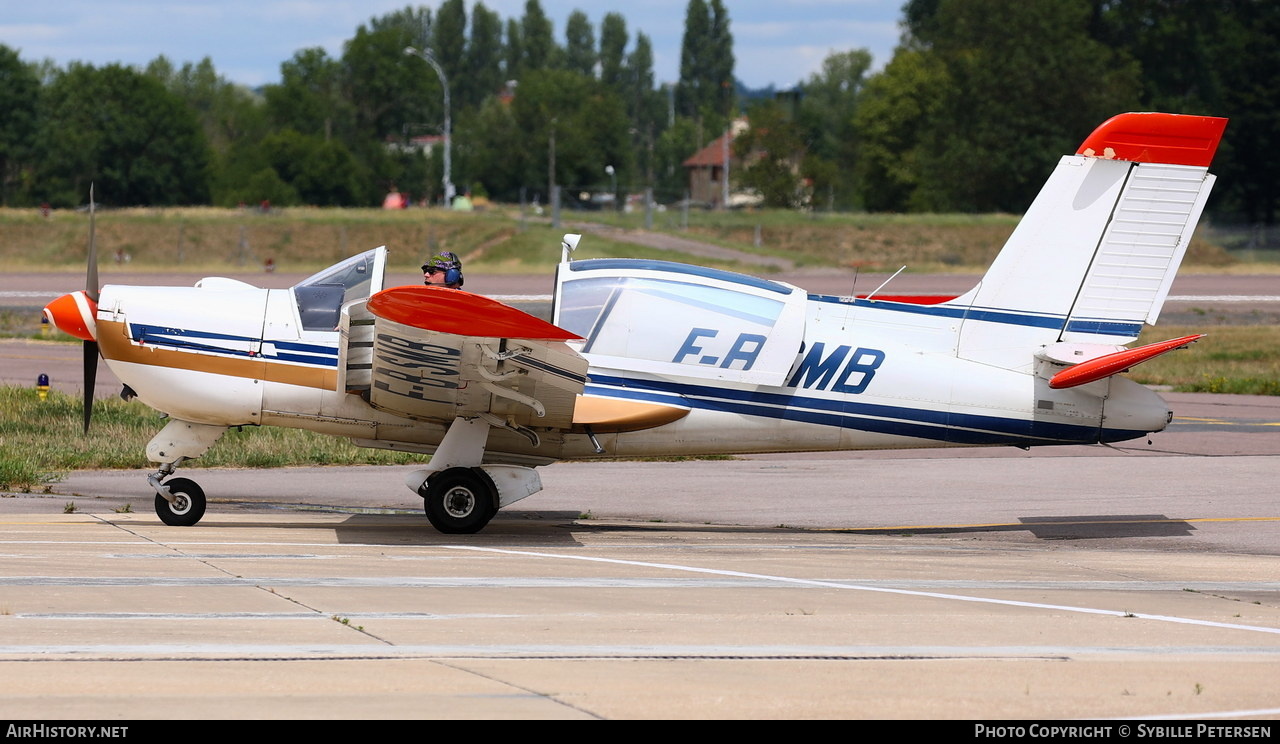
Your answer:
[361,286,587,435]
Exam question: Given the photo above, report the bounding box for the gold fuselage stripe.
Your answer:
[97,319,338,390]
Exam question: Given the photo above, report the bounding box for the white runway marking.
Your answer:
[442,545,1280,637]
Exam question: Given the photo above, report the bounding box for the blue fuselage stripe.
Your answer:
[808,295,1144,336]
[585,374,1141,445]
[130,325,339,368]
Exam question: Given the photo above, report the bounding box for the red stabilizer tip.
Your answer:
[1049,334,1204,389]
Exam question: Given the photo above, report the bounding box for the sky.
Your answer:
[1,0,907,91]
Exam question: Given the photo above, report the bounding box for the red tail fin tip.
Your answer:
[1076,112,1227,167]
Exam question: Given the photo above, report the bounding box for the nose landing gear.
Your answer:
[153,476,206,527]
[144,420,226,527]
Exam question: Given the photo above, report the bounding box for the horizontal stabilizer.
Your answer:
[367,286,581,341]
[1048,334,1204,389]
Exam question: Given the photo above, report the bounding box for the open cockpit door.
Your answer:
[255,246,386,392]
[291,246,388,332]
[553,258,807,387]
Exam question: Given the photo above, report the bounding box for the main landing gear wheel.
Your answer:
[154,477,206,526]
[421,467,498,534]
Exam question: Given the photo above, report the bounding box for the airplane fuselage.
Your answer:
[93,261,1172,469]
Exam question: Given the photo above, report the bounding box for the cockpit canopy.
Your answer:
[292,247,387,331]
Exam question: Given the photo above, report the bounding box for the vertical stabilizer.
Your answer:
[950,113,1226,370]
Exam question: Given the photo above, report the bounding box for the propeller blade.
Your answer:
[83,185,100,432]
[83,340,98,434]
[86,184,98,302]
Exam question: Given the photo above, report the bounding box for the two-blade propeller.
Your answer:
[41,187,101,434]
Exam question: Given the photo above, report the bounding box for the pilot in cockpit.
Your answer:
[422,251,465,289]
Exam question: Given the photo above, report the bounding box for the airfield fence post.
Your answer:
[682,190,689,231]
[176,222,185,264]
[237,225,249,267]
[645,188,653,230]
[754,224,762,248]
[552,186,561,229]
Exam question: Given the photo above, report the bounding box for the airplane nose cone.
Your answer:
[43,291,98,341]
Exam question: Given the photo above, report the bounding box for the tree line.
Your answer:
[0,0,1275,223]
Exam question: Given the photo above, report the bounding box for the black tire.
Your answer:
[421,467,497,534]
[154,477,207,526]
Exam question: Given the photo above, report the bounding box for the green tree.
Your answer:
[890,0,1139,212]
[1090,0,1280,223]
[1090,0,1225,114]
[625,33,658,123]
[457,96,522,201]
[564,10,596,77]
[265,48,349,142]
[343,9,440,201]
[431,0,467,108]
[707,0,735,117]
[148,55,270,209]
[34,63,211,206]
[1210,3,1280,223]
[220,164,301,207]
[653,116,700,202]
[504,18,524,80]
[625,33,666,190]
[676,0,711,118]
[599,13,628,90]
[345,16,433,144]
[259,130,366,206]
[677,0,735,119]
[147,57,258,153]
[0,45,39,205]
[735,101,806,208]
[798,49,873,210]
[464,3,505,108]
[852,45,947,212]
[521,0,556,71]
[511,69,631,200]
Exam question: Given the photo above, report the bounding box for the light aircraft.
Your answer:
[44,112,1227,533]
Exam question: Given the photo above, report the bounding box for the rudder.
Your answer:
[949,113,1226,371]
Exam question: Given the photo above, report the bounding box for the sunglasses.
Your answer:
[422,267,440,275]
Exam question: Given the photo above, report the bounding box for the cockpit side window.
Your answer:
[559,276,784,363]
[292,248,384,331]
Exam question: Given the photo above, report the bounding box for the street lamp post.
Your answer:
[605,165,616,212]
[404,46,455,206]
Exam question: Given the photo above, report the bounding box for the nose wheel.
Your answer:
[153,477,206,526]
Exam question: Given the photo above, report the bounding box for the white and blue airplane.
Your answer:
[44,112,1227,533]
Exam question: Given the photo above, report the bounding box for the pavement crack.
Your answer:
[92,515,396,645]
